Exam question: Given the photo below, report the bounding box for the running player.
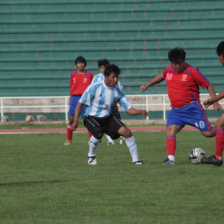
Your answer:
[71,64,148,165]
[201,41,224,166]
[140,47,221,165]
[64,56,93,145]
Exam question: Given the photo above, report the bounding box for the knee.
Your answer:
[215,115,224,129]
[92,127,104,139]
[69,117,74,125]
[166,127,175,136]
[118,126,132,138]
[201,131,215,137]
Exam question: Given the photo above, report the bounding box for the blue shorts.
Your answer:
[167,100,212,131]
[68,95,86,117]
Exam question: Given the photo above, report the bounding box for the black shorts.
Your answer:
[83,115,125,140]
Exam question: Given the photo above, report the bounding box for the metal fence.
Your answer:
[0,94,223,122]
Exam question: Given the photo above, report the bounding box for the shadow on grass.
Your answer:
[0,179,71,187]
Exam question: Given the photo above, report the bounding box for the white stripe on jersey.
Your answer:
[92,73,104,84]
[90,84,103,115]
[80,81,131,118]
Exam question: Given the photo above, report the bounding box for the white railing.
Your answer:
[0,94,223,122]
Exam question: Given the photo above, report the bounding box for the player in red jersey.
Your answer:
[201,41,224,166]
[64,56,93,145]
[140,48,221,165]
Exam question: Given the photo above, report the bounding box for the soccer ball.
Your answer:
[189,148,206,164]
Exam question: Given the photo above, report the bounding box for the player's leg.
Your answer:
[163,108,184,165]
[201,114,224,166]
[64,115,74,145]
[65,96,83,145]
[117,126,143,164]
[111,101,124,144]
[163,124,182,165]
[83,116,104,165]
[106,116,143,164]
[214,114,224,160]
[105,134,115,145]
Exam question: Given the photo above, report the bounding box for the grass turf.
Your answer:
[0,131,223,224]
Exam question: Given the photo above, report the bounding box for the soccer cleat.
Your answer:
[119,137,125,144]
[107,140,115,145]
[133,160,143,165]
[88,156,97,165]
[201,155,223,166]
[162,158,176,165]
[64,140,72,145]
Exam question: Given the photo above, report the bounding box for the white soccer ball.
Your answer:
[189,148,206,164]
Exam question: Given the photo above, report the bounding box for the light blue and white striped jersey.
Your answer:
[79,81,131,117]
[92,73,123,90]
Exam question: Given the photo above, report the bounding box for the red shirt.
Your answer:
[69,70,93,95]
[161,64,210,108]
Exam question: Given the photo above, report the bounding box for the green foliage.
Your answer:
[0,131,223,224]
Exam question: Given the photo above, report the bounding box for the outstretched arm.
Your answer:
[204,89,224,108]
[207,84,222,110]
[140,74,164,92]
[126,107,148,117]
[71,102,84,131]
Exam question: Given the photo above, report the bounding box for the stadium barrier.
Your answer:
[0,94,223,122]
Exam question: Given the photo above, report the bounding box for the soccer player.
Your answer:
[92,59,125,145]
[71,64,148,165]
[64,56,93,145]
[140,47,221,165]
[201,41,224,166]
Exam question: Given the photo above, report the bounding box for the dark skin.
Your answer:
[71,72,148,138]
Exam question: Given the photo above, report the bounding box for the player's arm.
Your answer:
[126,107,148,117]
[71,102,84,131]
[207,84,222,110]
[140,74,164,92]
[204,89,224,108]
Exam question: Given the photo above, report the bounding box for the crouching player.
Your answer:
[71,64,148,165]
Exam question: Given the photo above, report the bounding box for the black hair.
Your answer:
[75,56,87,66]
[97,59,110,68]
[216,41,224,56]
[104,64,121,77]
[168,48,186,63]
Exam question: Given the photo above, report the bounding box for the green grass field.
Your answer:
[0,130,223,224]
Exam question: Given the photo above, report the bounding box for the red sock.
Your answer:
[215,129,224,160]
[166,135,176,156]
[67,125,73,141]
[88,130,92,140]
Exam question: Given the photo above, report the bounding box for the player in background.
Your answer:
[140,48,221,165]
[92,59,125,145]
[71,64,148,165]
[201,41,224,166]
[64,56,93,145]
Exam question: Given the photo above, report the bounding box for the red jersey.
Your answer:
[161,64,210,108]
[69,70,93,95]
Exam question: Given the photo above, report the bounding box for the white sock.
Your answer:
[125,136,139,162]
[88,136,100,157]
[105,134,114,143]
[168,155,175,161]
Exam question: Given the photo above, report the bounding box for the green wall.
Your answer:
[1,0,224,96]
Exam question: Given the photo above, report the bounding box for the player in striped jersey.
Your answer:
[71,64,148,165]
[92,59,125,145]
[140,48,221,165]
[202,41,224,166]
